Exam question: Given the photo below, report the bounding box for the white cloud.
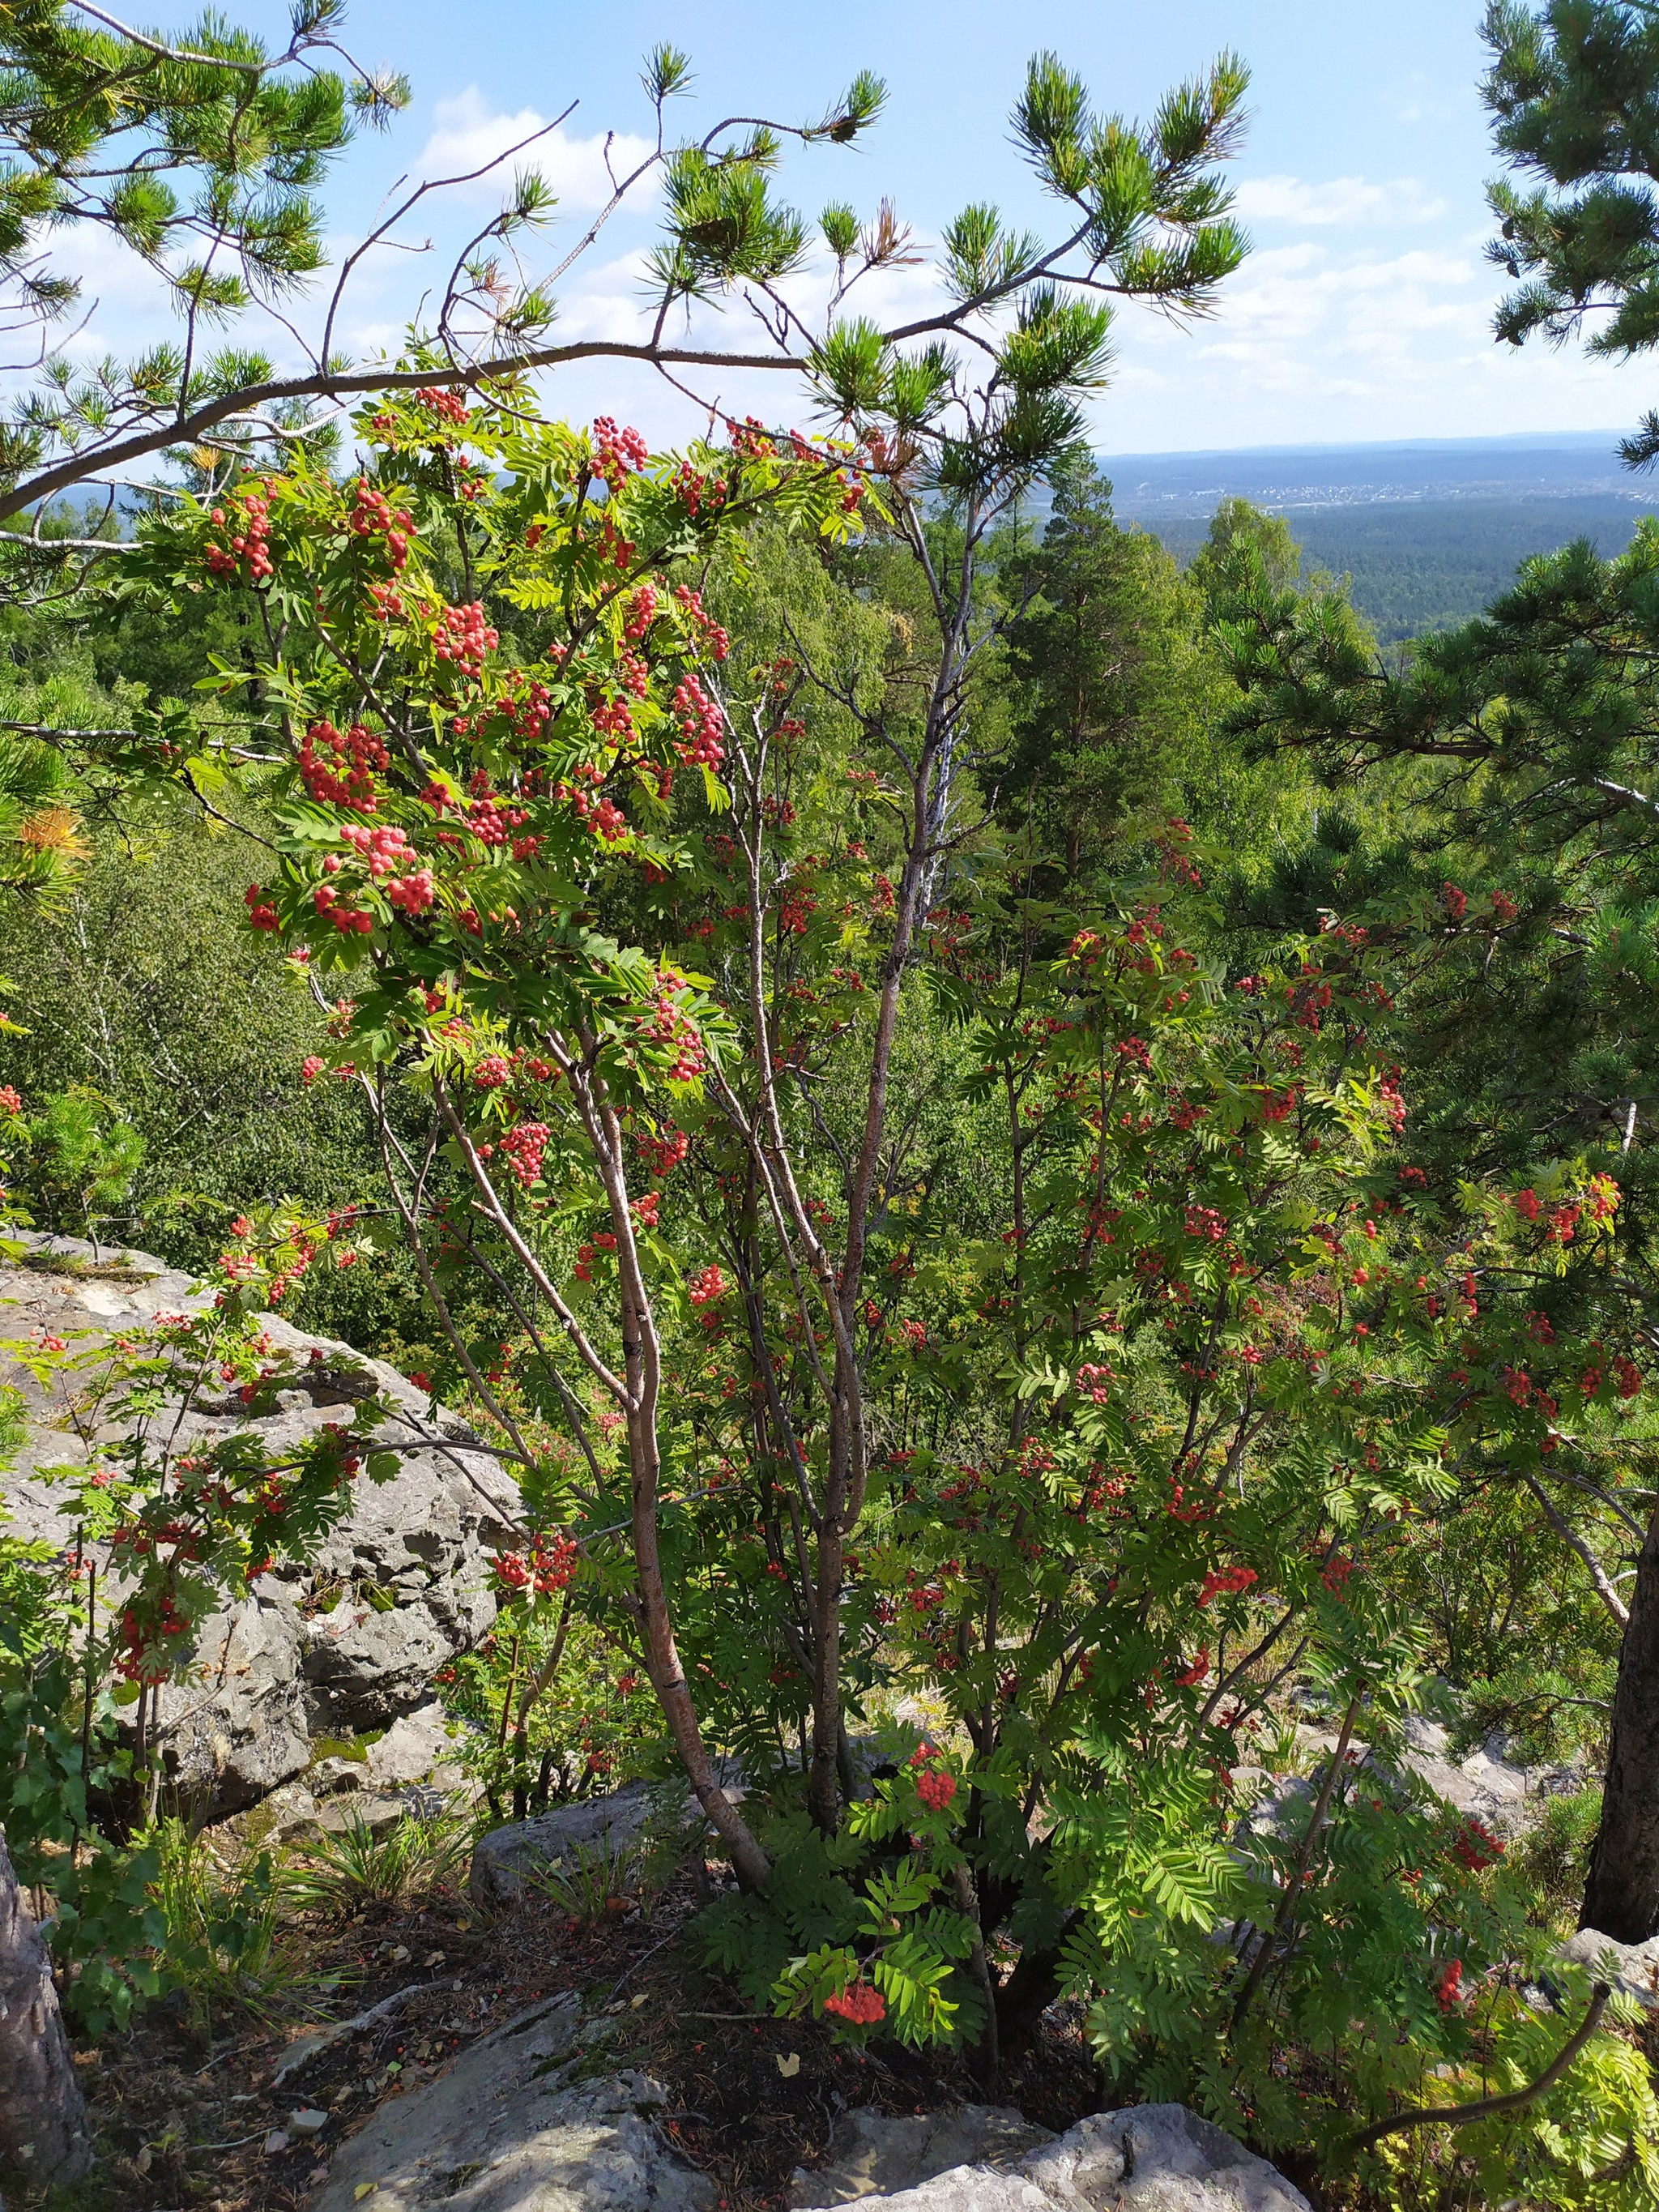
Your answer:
[415,90,655,210]
[1234,175,1449,229]
[1090,234,1636,451]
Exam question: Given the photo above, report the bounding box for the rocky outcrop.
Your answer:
[316,2054,1310,2212]
[0,1234,517,1816]
[313,1996,711,2212]
[796,2105,1309,2212]
[1238,1711,1582,1850]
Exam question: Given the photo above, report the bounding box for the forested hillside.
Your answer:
[6,9,1659,2212]
[1153,493,1659,642]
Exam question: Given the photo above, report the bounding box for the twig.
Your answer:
[607,1926,684,2001]
[1230,1695,1360,2034]
[1342,1983,1612,2154]
[270,1980,428,2086]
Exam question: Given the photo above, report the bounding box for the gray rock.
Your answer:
[301,1593,458,1734]
[313,1996,712,2212]
[469,1783,655,1912]
[1558,1928,1659,2013]
[792,2107,1056,2206]
[0,1232,515,1817]
[1017,2106,1311,2212]
[1401,1745,1531,1837]
[367,1702,467,1794]
[791,2106,1309,2212]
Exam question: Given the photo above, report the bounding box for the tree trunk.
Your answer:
[0,1829,92,2196]
[1581,1499,1659,1941]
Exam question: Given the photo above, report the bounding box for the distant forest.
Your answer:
[1147,493,1659,643]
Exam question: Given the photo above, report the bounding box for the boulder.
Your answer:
[793,2106,1310,2212]
[0,1233,517,1817]
[792,2108,1056,2207]
[469,1783,655,1912]
[312,1996,712,2212]
[1017,2107,1311,2212]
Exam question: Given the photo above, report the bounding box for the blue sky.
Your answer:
[79,2,1654,454]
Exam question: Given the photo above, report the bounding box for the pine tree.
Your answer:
[1000,449,1215,873]
[1483,0,1659,464]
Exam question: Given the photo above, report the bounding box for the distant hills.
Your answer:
[1089,433,1659,644]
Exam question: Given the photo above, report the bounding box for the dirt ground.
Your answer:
[67,1860,1108,2212]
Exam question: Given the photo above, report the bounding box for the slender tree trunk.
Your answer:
[0,1829,92,2196]
[1581,1499,1659,1941]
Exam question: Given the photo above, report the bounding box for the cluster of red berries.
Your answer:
[593,695,636,741]
[574,1231,618,1282]
[624,583,659,640]
[300,718,388,812]
[245,882,279,931]
[1074,1362,1114,1404]
[1184,1205,1228,1242]
[386,868,435,914]
[907,1742,958,1812]
[592,416,649,489]
[778,884,817,936]
[205,485,273,580]
[498,1121,549,1189]
[723,415,778,459]
[434,600,498,680]
[688,1262,727,1308]
[642,974,706,1079]
[636,1125,689,1176]
[116,1593,189,1683]
[823,1980,885,2026]
[672,459,727,517]
[336,821,410,876]
[1197,1563,1258,1608]
[1449,1818,1504,1873]
[313,882,373,934]
[416,386,470,424]
[490,1531,579,1596]
[473,1054,514,1088]
[348,476,412,567]
[465,788,531,851]
[498,679,556,740]
[673,583,730,661]
[671,673,725,769]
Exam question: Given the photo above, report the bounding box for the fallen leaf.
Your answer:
[135,2146,152,2174]
[388,1944,412,1963]
[355,2185,379,2201]
[422,1949,446,1967]
[630,1992,649,2009]
[775,2052,801,2078]
[264,2129,291,2157]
